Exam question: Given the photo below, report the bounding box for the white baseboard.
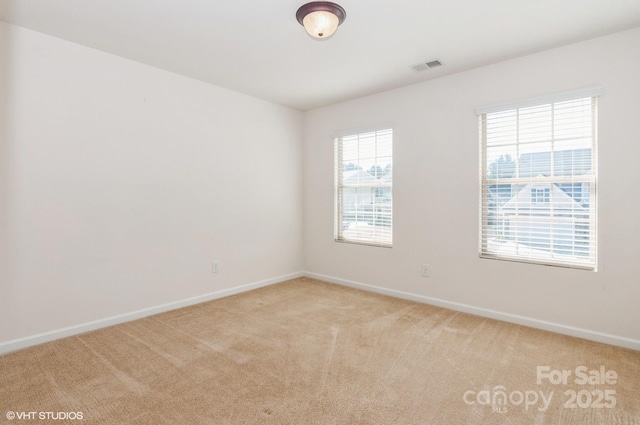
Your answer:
[304,272,640,351]
[3,271,638,354]
[0,271,304,355]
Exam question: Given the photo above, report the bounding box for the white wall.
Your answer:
[2,21,638,351]
[304,28,640,344]
[0,21,304,344]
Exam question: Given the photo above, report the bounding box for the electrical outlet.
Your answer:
[212,260,220,273]
[421,264,430,277]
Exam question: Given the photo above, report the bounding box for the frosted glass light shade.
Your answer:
[303,10,340,39]
[296,2,346,40]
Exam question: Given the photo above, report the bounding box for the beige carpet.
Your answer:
[1,277,639,424]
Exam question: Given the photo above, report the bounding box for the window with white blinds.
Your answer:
[477,88,600,270]
[334,127,393,247]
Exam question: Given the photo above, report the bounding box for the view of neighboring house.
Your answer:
[487,149,593,257]
[341,169,379,215]
[340,165,392,230]
[495,177,590,256]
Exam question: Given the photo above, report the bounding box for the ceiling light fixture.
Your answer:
[296,2,346,40]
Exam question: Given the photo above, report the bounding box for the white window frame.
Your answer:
[334,126,393,247]
[477,87,600,270]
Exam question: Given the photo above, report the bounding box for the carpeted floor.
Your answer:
[1,277,639,424]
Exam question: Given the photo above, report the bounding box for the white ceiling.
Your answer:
[1,0,639,111]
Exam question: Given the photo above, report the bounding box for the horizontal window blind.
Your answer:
[335,128,393,247]
[479,90,598,270]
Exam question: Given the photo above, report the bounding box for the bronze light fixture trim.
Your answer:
[296,2,347,39]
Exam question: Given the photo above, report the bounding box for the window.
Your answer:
[531,188,550,204]
[478,88,600,270]
[334,127,392,247]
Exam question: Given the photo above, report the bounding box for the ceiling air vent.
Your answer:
[411,60,443,72]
